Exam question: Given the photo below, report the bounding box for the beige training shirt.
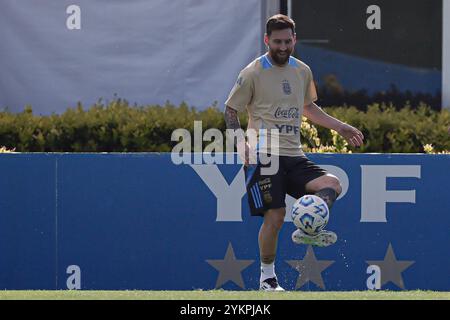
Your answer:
[225,54,317,156]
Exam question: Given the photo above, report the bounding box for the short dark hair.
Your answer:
[266,14,296,36]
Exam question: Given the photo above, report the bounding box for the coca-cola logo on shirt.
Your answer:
[274,107,299,119]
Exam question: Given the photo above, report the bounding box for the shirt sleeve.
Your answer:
[225,69,254,112]
[304,67,318,106]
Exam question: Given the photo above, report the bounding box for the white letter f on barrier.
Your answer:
[360,165,421,222]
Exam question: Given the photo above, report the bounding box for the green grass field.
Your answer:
[0,290,449,300]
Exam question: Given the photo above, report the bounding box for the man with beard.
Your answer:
[224,14,364,291]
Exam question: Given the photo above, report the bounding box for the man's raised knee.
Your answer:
[329,176,342,195]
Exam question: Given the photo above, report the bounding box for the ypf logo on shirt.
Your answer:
[282,80,291,95]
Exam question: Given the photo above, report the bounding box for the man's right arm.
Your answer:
[224,105,241,130]
[224,68,255,165]
[224,105,253,165]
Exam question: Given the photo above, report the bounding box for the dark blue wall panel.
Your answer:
[0,154,56,289]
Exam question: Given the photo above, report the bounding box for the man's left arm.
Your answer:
[303,102,364,147]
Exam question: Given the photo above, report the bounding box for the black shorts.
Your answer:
[244,155,327,216]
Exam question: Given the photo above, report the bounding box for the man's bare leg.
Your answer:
[259,208,286,291]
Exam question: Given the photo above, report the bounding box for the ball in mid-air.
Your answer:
[291,195,329,235]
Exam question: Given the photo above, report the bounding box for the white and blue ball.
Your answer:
[291,195,330,235]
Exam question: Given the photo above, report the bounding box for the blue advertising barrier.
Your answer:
[0,153,449,291]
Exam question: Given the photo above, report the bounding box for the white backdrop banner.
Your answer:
[0,0,262,114]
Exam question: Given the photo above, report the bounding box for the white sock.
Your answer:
[260,262,275,282]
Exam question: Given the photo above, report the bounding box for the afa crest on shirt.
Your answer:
[282,80,291,95]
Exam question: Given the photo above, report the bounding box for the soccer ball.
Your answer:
[291,195,329,235]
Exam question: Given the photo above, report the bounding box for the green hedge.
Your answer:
[318,104,450,153]
[0,100,449,153]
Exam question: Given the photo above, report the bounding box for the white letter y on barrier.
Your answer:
[190,165,246,221]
